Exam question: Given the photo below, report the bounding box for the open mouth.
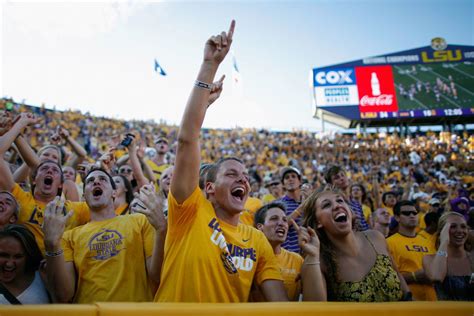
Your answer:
[453,234,466,241]
[334,212,348,223]
[276,227,286,237]
[93,187,103,197]
[2,267,15,274]
[231,187,245,201]
[44,177,53,185]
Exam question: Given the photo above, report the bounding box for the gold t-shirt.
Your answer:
[156,187,282,302]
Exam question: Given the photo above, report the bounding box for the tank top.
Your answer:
[434,253,474,301]
[329,233,403,302]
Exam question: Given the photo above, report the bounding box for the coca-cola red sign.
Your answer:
[355,65,398,113]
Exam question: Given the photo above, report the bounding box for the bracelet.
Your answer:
[411,271,417,283]
[45,249,64,257]
[436,250,448,257]
[194,80,212,90]
[305,261,320,265]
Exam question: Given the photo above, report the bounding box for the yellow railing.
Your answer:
[0,302,472,316]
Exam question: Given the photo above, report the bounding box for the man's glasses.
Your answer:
[119,168,133,174]
[400,210,418,216]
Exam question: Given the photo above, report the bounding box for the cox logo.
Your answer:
[314,69,354,85]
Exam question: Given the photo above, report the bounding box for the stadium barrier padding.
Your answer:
[0,304,96,316]
[0,302,473,316]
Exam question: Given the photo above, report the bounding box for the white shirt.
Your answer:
[0,272,50,304]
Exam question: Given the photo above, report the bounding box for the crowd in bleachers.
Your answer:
[0,21,473,304]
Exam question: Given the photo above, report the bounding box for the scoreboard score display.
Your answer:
[312,38,474,125]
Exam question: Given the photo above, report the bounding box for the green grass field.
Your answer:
[392,62,474,111]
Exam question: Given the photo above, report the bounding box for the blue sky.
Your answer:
[1,0,473,131]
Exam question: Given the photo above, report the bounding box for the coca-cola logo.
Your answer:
[360,94,393,106]
[355,66,398,113]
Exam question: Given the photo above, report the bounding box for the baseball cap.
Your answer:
[280,166,301,182]
[412,192,429,201]
[265,175,281,187]
[428,198,441,206]
[154,136,168,144]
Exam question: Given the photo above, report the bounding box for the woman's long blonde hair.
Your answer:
[435,211,468,250]
[301,184,353,297]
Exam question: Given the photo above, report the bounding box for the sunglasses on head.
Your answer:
[400,210,418,216]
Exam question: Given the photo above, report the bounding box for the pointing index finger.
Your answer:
[228,20,235,41]
[218,74,225,83]
[289,218,300,232]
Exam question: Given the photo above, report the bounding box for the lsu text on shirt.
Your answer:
[62,214,155,303]
[387,232,437,301]
[156,187,283,302]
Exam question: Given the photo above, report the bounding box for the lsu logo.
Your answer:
[208,218,256,273]
[431,37,447,51]
[404,245,429,253]
[88,229,125,260]
[421,50,462,63]
[314,68,355,86]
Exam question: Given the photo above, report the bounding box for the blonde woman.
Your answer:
[294,185,410,301]
[422,211,473,301]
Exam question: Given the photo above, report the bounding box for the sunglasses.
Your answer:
[119,168,133,174]
[400,210,418,216]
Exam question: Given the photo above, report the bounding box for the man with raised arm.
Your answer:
[0,113,89,255]
[155,21,287,302]
[42,173,166,303]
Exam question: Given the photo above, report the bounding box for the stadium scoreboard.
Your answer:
[312,38,474,127]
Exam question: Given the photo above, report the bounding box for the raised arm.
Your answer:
[131,184,167,285]
[423,223,449,282]
[291,219,327,301]
[0,113,38,191]
[127,134,150,189]
[58,126,87,168]
[171,22,234,203]
[42,197,76,303]
[371,171,382,209]
[401,174,414,201]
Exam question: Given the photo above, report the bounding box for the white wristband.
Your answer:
[195,80,212,90]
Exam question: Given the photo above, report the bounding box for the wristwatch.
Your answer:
[436,250,448,257]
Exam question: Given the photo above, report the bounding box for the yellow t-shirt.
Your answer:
[276,248,303,301]
[417,230,436,251]
[11,184,89,254]
[385,206,394,217]
[386,233,437,301]
[62,214,155,303]
[115,203,129,216]
[146,160,170,182]
[362,204,372,222]
[262,194,276,204]
[416,212,427,232]
[239,197,263,226]
[146,160,170,192]
[156,187,282,302]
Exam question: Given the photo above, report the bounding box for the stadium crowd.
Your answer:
[0,21,473,304]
